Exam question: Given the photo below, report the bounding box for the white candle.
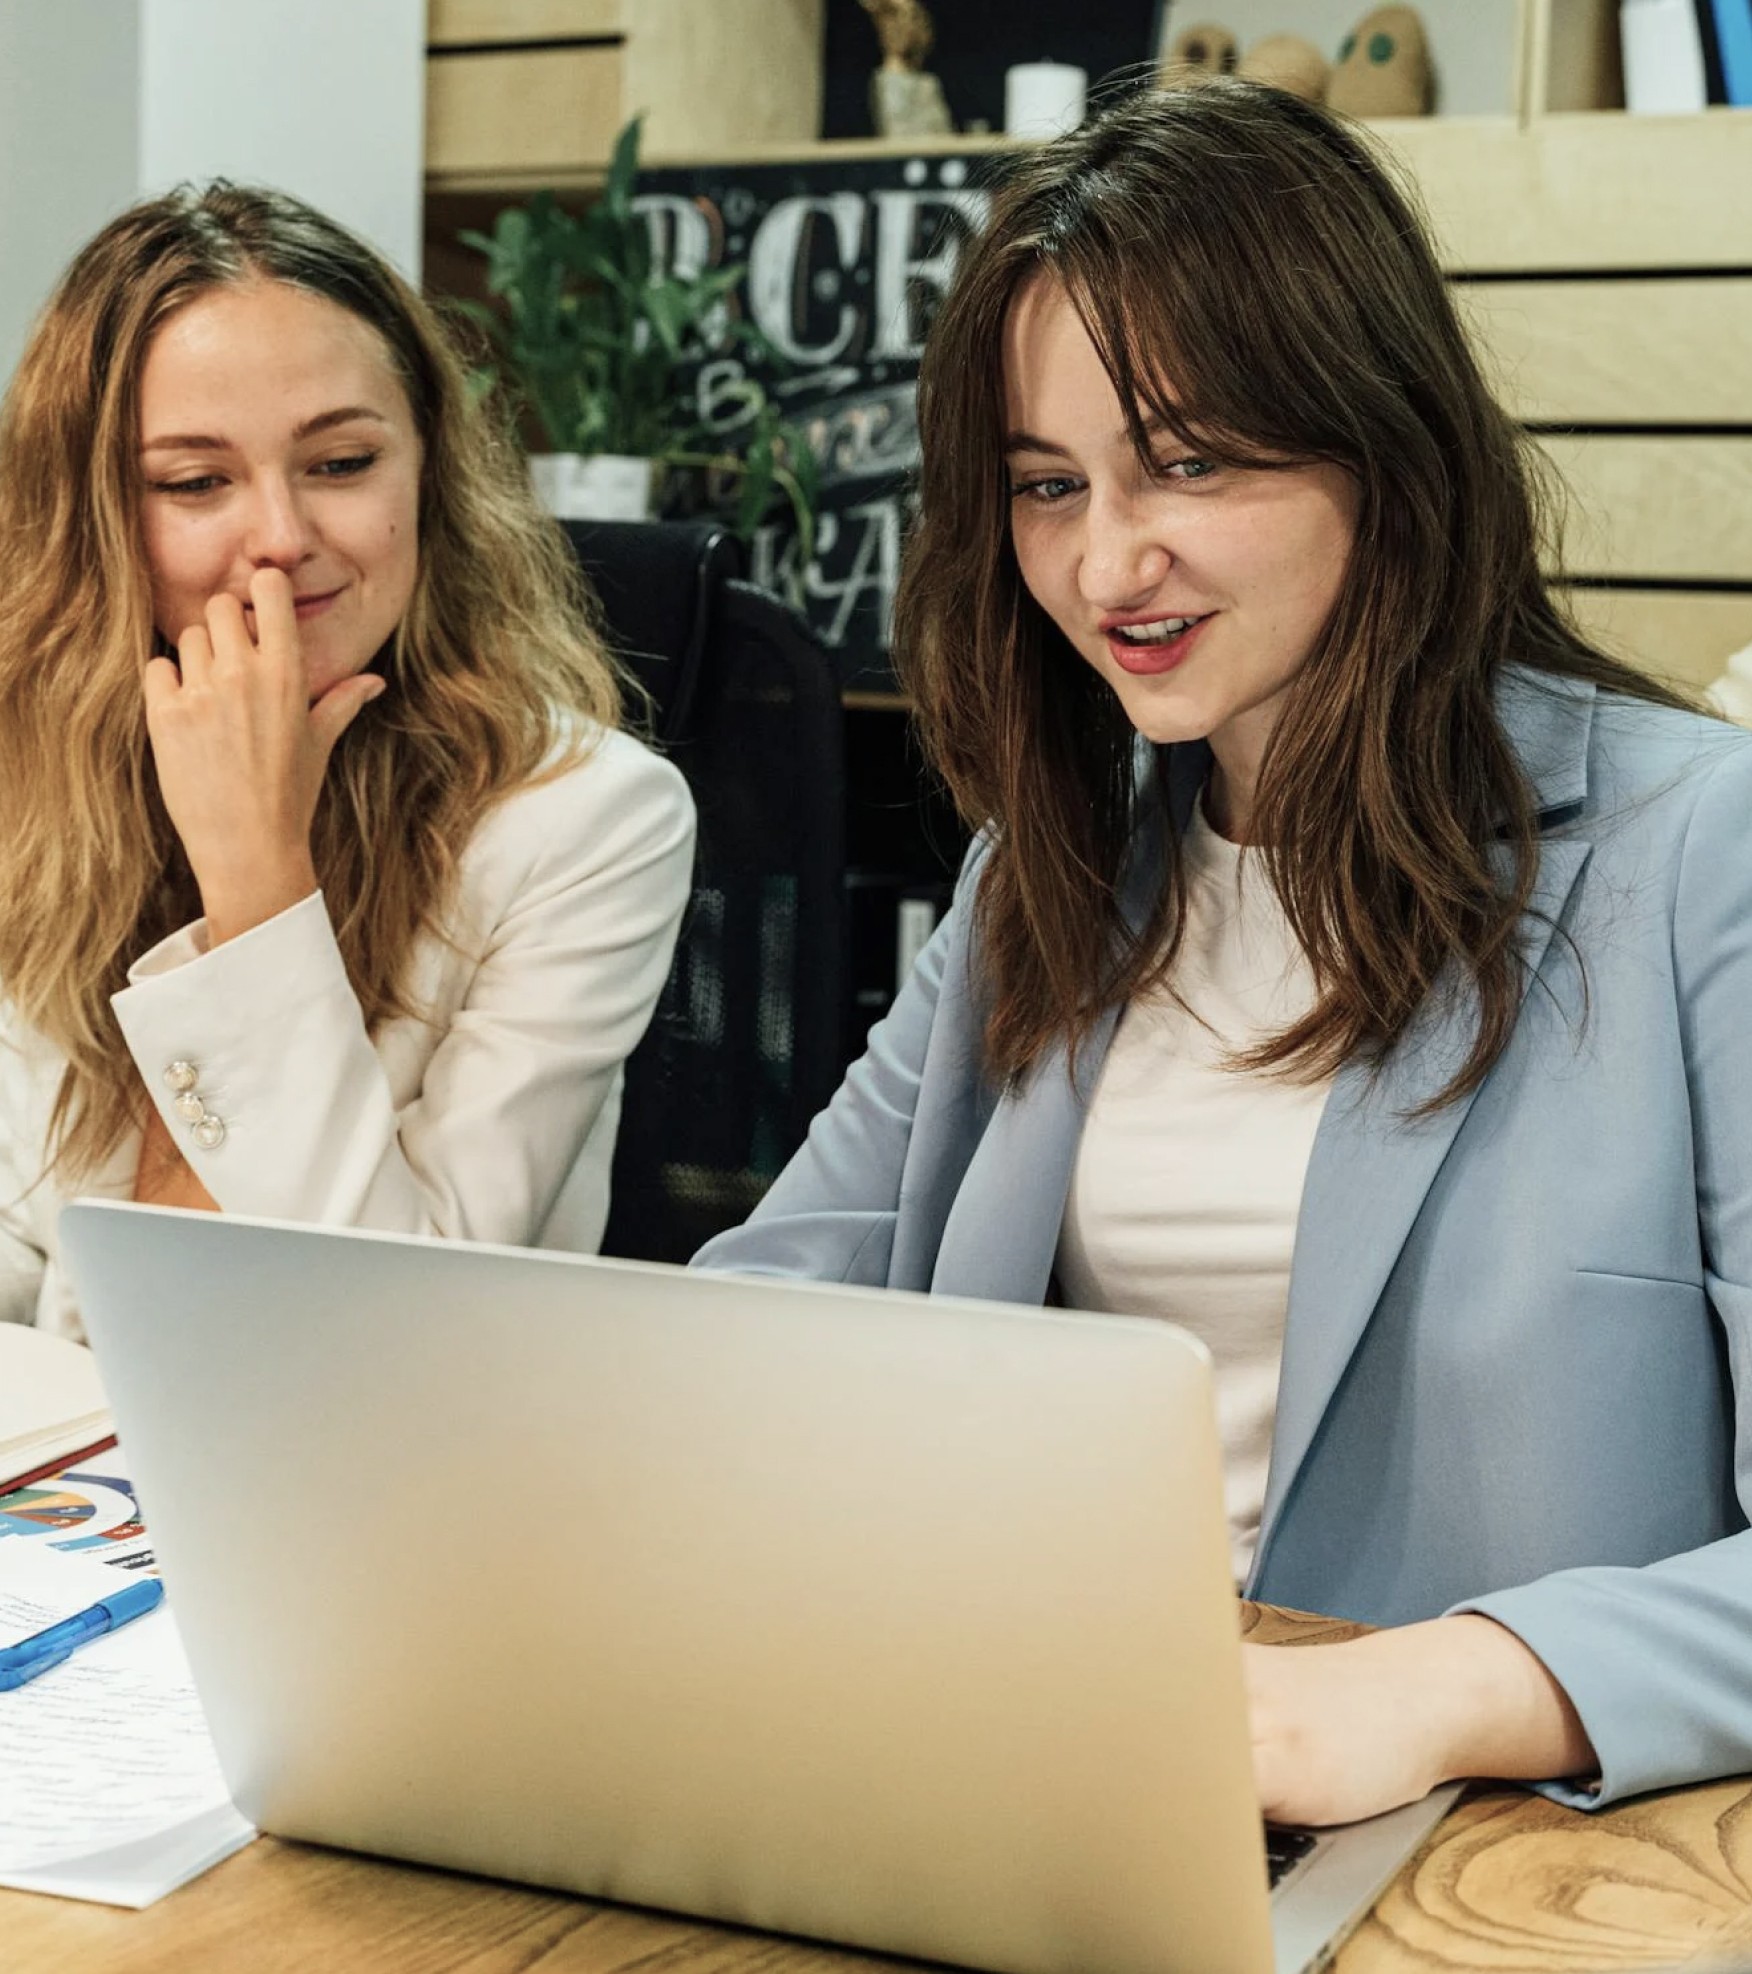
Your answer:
[1004,61,1087,140]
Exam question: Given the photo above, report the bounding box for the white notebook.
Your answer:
[0,1326,114,1494]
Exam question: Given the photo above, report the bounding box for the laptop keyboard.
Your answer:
[1264,1824,1318,1889]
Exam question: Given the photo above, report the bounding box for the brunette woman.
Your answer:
[0,184,695,1337]
[697,82,1752,1823]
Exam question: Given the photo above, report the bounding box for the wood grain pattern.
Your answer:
[1366,114,1752,274]
[1339,1781,1752,1970]
[1533,0,1623,112]
[625,0,823,156]
[1539,436,1752,583]
[428,0,623,43]
[425,46,623,177]
[1558,587,1752,691]
[1458,280,1752,427]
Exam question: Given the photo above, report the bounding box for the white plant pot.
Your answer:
[529,451,656,522]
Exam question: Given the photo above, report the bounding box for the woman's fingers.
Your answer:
[308,673,387,763]
[142,651,184,715]
[141,570,373,944]
[203,589,255,672]
[246,567,303,693]
[170,620,215,692]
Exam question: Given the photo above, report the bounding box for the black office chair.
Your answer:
[561,520,848,1263]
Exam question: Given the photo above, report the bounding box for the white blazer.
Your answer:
[0,725,695,1338]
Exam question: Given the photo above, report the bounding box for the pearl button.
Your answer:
[173,1092,206,1124]
[191,1115,226,1151]
[164,1060,199,1095]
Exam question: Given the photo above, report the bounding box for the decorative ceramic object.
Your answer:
[1160,21,1240,82]
[861,0,954,136]
[870,67,954,136]
[1326,5,1433,116]
[1238,33,1331,103]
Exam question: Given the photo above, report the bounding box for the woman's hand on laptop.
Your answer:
[1243,1614,1597,1825]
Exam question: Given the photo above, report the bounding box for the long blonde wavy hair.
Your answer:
[0,182,624,1182]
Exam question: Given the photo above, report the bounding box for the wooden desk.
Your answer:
[7,1605,1752,1974]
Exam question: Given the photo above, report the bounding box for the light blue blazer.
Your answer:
[696,670,1752,1808]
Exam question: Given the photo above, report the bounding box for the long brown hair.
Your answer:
[896,79,1691,1106]
[0,182,623,1180]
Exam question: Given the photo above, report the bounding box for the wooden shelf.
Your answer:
[426,130,1014,197]
[430,113,1752,281]
[424,0,824,187]
[1369,109,1752,273]
[422,0,1752,701]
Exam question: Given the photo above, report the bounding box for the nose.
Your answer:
[242,476,318,572]
[1076,485,1172,612]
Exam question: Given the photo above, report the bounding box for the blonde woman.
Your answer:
[0,183,696,1337]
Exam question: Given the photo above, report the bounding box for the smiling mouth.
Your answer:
[1109,614,1211,645]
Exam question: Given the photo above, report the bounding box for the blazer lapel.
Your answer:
[931,743,1207,1306]
[929,1008,1119,1303]
[1252,671,1599,1570]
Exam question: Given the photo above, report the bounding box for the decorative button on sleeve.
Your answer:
[161,1060,227,1151]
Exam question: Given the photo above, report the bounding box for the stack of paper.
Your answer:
[0,1546,254,1905]
[0,1327,115,1493]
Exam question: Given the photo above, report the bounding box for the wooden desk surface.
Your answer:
[6,1605,1751,1974]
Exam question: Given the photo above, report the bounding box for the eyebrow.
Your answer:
[1003,413,1174,459]
[140,405,391,453]
[1003,430,1073,459]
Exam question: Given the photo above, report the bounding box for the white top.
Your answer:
[0,725,696,1340]
[1055,801,1332,1582]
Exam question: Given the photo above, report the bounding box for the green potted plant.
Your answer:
[461,119,816,557]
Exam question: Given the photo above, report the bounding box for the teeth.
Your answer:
[1115,616,1201,644]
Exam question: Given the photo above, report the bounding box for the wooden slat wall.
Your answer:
[1459,280,1752,425]
[428,0,622,42]
[1538,436,1752,582]
[424,0,821,187]
[626,0,823,157]
[1424,129,1752,693]
[1559,588,1752,691]
[426,46,623,176]
[1375,114,1752,273]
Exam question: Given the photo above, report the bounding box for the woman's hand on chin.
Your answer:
[144,566,385,945]
[1243,1614,1597,1827]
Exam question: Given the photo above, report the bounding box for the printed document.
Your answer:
[0,1547,253,1906]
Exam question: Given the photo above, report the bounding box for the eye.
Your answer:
[313,451,379,479]
[147,474,224,497]
[1153,456,1219,484]
[1008,473,1082,505]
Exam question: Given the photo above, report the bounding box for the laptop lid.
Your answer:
[61,1201,1278,1974]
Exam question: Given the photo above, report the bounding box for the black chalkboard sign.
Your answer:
[635,153,1003,692]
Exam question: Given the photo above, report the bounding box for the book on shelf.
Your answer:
[1621,0,1709,110]
[1706,0,1752,101]
[0,1324,115,1495]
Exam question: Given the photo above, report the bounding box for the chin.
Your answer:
[1107,684,1220,750]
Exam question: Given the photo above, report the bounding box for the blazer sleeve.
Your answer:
[1455,740,1752,1807]
[109,733,695,1246]
[691,839,981,1286]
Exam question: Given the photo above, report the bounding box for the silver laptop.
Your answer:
[60,1201,1455,1974]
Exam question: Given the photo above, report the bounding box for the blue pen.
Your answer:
[0,1577,165,1691]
